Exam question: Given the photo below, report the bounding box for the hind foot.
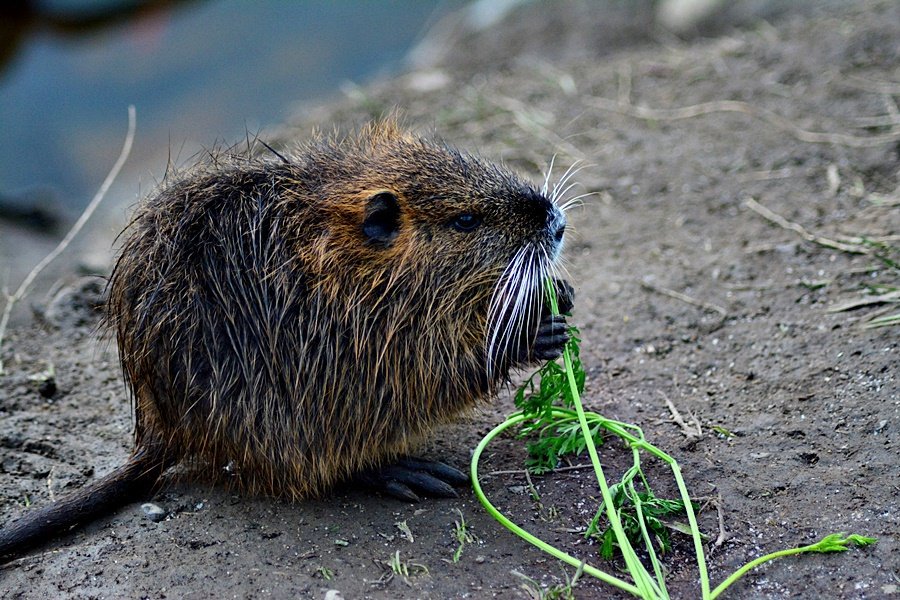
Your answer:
[356,457,469,502]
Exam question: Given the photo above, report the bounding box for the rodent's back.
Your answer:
[108,121,565,498]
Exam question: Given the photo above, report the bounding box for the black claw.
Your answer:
[531,313,569,361]
[380,466,459,498]
[412,474,458,498]
[356,457,468,502]
[382,480,421,503]
[396,458,469,486]
[542,278,574,316]
[553,279,575,315]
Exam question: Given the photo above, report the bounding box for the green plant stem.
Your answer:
[627,476,669,600]
[670,460,711,598]
[531,404,710,598]
[544,280,660,598]
[709,534,875,599]
[567,410,710,593]
[470,412,642,597]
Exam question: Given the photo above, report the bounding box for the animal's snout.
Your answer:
[549,209,566,243]
[517,187,566,251]
[544,202,567,247]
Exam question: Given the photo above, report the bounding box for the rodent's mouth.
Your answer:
[485,235,563,379]
[482,181,571,377]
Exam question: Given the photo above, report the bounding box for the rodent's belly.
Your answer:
[155,373,419,496]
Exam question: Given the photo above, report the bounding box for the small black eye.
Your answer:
[451,213,481,233]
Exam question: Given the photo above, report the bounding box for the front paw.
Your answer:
[532,313,570,362]
[550,278,575,315]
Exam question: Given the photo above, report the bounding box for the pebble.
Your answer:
[141,502,167,522]
[37,378,57,399]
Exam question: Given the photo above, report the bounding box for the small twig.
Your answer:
[827,290,900,313]
[714,493,728,547]
[523,469,537,496]
[0,106,136,375]
[884,94,900,121]
[825,164,841,197]
[591,96,900,148]
[486,463,595,477]
[660,391,702,439]
[735,168,796,182]
[744,197,870,255]
[617,64,632,106]
[837,234,900,245]
[46,467,56,502]
[640,282,727,316]
[850,114,900,128]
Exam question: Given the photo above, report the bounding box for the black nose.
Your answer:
[553,221,566,242]
[549,209,566,243]
[520,187,565,239]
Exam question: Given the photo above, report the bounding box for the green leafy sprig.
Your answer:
[514,326,595,474]
[469,277,876,599]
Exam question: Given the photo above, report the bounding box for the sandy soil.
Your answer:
[1,1,897,598]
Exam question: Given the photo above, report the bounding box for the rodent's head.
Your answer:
[290,120,569,373]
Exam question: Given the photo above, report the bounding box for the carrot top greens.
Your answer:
[470,278,875,599]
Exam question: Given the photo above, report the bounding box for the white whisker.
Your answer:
[541,154,558,197]
[506,246,537,363]
[559,190,598,212]
[550,161,584,202]
[553,180,584,207]
[485,156,584,382]
[486,246,528,379]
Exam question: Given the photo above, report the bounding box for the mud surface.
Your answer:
[1,1,898,598]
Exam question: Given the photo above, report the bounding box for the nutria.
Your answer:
[0,119,574,562]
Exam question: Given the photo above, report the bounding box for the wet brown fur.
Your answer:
[105,120,561,500]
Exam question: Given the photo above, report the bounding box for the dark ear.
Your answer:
[362,192,401,247]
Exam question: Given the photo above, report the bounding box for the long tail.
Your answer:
[0,442,173,564]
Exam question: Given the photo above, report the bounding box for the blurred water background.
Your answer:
[0,0,463,224]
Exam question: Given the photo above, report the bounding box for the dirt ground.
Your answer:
[1,1,898,598]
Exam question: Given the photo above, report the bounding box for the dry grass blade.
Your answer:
[841,73,900,95]
[591,96,900,148]
[863,312,900,329]
[640,281,727,316]
[489,94,590,163]
[0,106,136,375]
[744,197,870,255]
[827,290,900,313]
